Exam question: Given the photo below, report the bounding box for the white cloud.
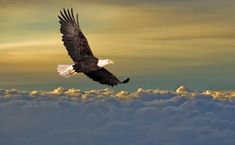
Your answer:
[0,86,235,145]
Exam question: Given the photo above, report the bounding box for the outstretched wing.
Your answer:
[58,8,94,62]
[84,68,130,87]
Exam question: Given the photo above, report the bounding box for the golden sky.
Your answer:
[0,0,235,90]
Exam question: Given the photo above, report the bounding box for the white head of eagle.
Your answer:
[97,59,114,67]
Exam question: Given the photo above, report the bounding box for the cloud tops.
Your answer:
[0,86,235,145]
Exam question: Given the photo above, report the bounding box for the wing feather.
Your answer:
[58,8,93,62]
[84,68,130,87]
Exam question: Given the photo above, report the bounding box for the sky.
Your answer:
[0,0,235,91]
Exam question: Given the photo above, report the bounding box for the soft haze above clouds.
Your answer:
[1,86,235,145]
[0,0,235,90]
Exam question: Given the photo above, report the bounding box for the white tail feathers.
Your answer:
[57,64,76,78]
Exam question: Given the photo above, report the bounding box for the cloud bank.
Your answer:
[0,86,235,145]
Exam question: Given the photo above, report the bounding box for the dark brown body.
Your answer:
[73,57,100,73]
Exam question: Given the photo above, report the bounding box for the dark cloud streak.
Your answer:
[0,0,234,6]
[144,33,235,41]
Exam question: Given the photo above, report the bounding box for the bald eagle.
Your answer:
[57,8,130,87]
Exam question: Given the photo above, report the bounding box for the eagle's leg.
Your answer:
[73,63,83,73]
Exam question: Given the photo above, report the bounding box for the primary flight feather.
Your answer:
[57,8,130,87]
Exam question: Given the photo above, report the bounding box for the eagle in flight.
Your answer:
[57,8,130,87]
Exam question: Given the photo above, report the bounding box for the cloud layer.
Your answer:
[0,86,235,145]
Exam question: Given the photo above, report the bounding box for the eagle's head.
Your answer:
[97,59,114,67]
